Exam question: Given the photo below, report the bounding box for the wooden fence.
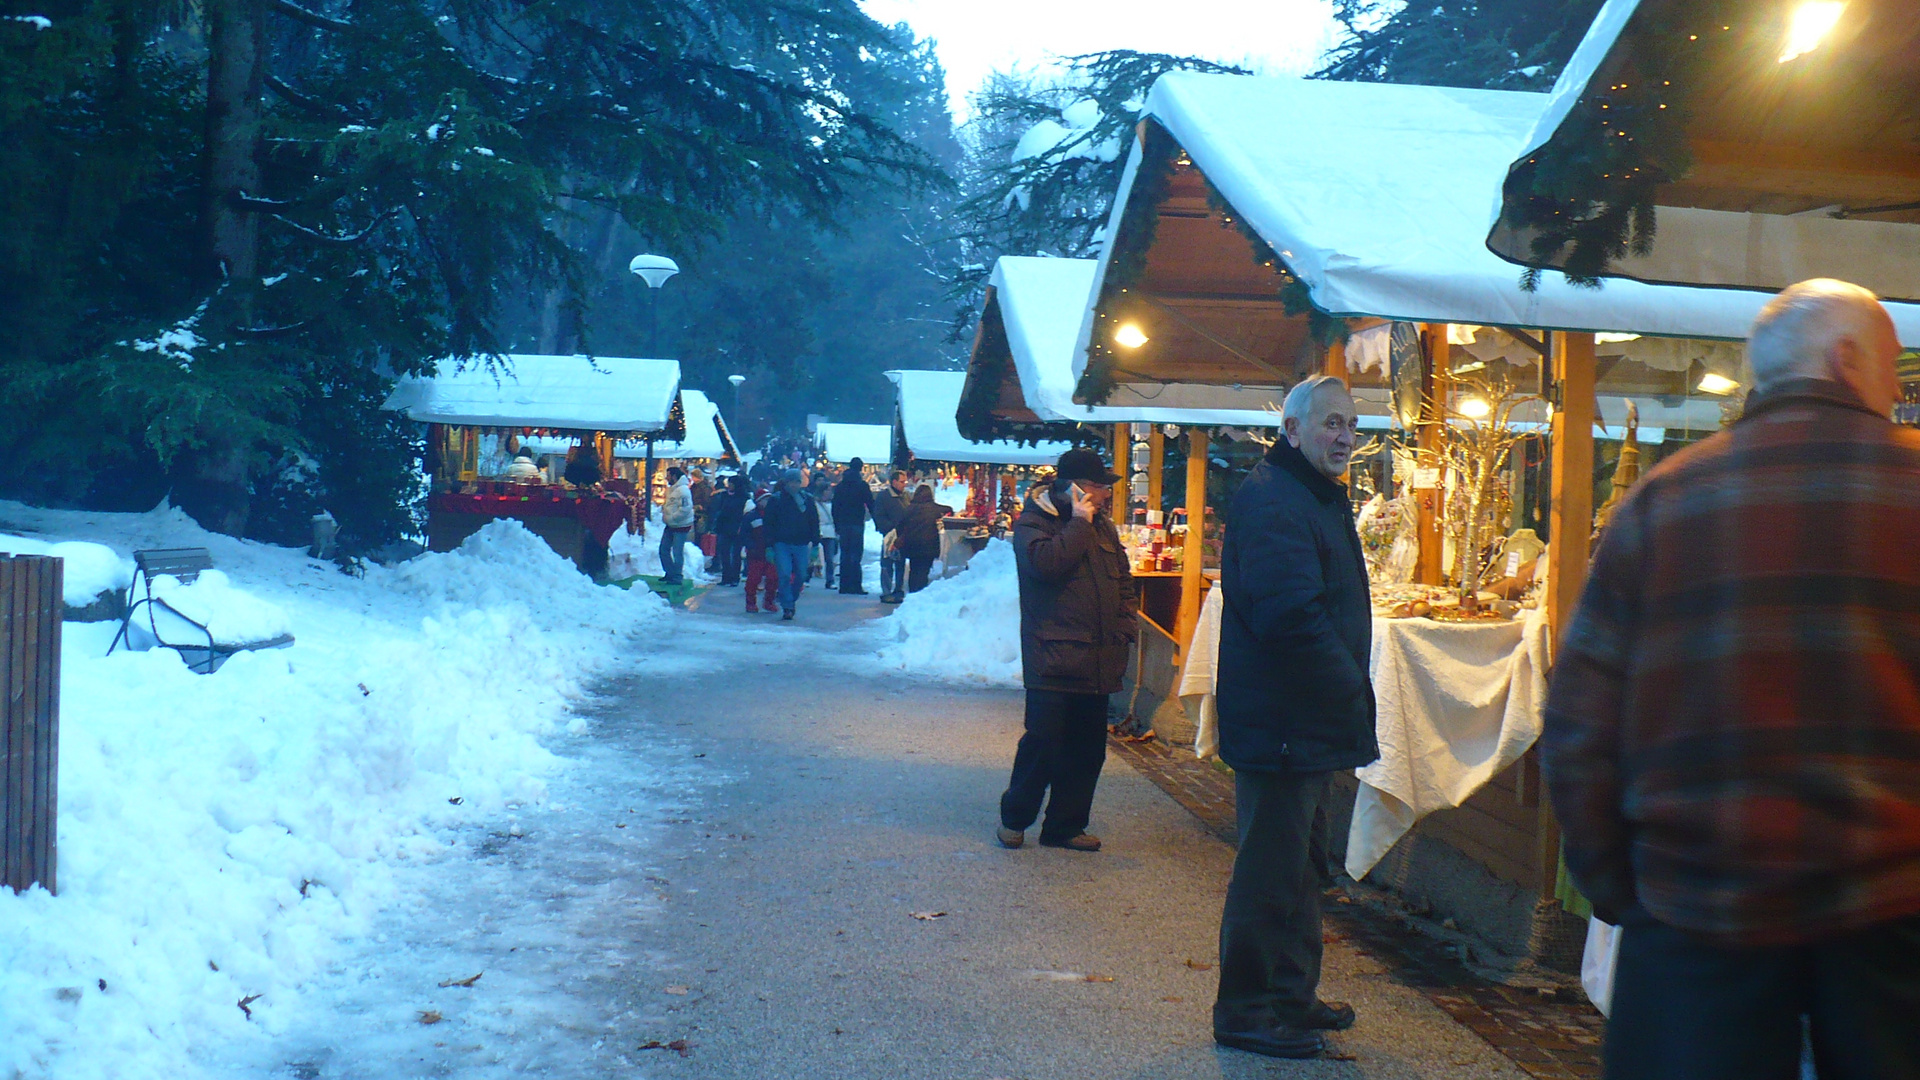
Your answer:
[2,555,60,894]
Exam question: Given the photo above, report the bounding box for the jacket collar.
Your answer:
[1740,377,1889,425]
[1028,487,1060,518]
[1266,439,1348,505]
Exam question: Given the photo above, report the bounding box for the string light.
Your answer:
[1114,323,1149,349]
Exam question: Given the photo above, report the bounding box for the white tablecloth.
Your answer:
[1175,592,1551,880]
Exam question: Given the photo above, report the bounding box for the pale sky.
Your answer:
[857,0,1345,120]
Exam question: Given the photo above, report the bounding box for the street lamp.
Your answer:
[628,253,679,355]
[728,373,746,414]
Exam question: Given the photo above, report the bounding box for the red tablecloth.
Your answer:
[431,491,634,546]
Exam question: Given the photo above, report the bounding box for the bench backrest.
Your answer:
[134,547,214,584]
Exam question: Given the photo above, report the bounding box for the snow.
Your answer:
[382,354,682,432]
[0,500,669,1080]
[5,15,52,29]
[813,422,892,466]
[886,369,1070,466]
[869,539,1021,686]
[147,569,293,646]
[0,535,133,606]
[634,389,729,461]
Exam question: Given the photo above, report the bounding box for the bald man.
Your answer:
[1543,279,1920,1079]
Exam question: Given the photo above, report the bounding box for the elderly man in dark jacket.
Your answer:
[996,447,1137,853]
[1213,374,1374,1060]
[832,458,876,594]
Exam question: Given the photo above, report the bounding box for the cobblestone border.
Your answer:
[1109,735,1605,1080]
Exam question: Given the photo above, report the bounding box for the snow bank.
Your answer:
[0,534,134,606]
[0,502,667,1080]
[148,569,292,645]
[870,538,1022,686]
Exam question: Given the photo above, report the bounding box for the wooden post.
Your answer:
[1539,330,1597,900]
[1324,339,1347,378]
[1415,325,1452,584]
[1110,423,1130,520]
[1174,430,1209,662]
[2,555,61,895]
[1146,426,1165,518]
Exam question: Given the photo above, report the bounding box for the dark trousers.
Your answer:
[1605,909,1920,1080]
[717,535,743,585]
[838,529,865,592]
[880,551,905,598]
[906,553,934,593]
[998,690,1108,841]
[819,537,839,588]
[1215,769,1333,1032]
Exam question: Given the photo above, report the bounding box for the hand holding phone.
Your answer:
[1069,481,1097,522]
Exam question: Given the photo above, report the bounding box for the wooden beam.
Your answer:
[1546,331,1596,645]
[1147,425,1165,518]
[1111,424,1129,523]
[1415,325,1451,585]
[1175,430,1209,662]
[1324,340,1347,379]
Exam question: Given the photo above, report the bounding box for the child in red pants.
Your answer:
[743,493,780,613]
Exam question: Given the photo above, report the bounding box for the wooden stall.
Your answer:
[382,354,682,574]
[1078,70,1822,960]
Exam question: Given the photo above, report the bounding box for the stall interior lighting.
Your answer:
[1114,323,1149,349]
[1595,332,1642,344]
[1697,372,1741,395]
[1457,397,1492,419]
[1781,1,1846,63]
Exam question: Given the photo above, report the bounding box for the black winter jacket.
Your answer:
[832,474,875,530]
[1216,440,1378,773]
[709,490,747,538]
[761,490,820,546]
[897,500,952,561]
[1013,486,1138,695]
[872,486,911,535]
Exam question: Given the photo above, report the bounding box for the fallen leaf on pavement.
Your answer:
[418,1010,444,1025]
[909,911,948,921]
[437,973,482,988]
[1184,959,1214,971]
[663,985,690,996]
[638,1039,694,1058]
[1161,995,1186,1003]
[1026,970,1115,983]
[1326,1050,1359,1061]
[237,994,261,1019]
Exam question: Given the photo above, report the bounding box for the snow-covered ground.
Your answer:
[866,539,1021,687]
[0,501,669,1080]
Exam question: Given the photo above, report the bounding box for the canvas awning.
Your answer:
[1486,0,1920,305]
[814,422,893,466]
[1091,71,1920,373]
[886,369,1071,466]
[968,256,1284,428]
[382,354,683,431]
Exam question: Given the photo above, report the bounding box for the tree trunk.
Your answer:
[203,0,264,285]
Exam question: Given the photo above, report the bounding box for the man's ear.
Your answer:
[1283,416,1302,447]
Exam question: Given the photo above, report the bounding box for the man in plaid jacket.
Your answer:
[1543,279,1920,1079]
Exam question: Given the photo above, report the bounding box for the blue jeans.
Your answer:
[660,526,690,582]
[770,542,809,613]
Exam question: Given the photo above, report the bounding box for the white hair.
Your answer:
[1747,279,1888,391]
[1282,374,1349,430]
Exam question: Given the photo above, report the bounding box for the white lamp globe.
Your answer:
[628,253,680,288]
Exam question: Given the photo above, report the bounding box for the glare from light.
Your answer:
[1114,323,1149,349]
[1451,360,1488,375]
[1595,332,1642,344]
[1780,2,1846,63]
[1457,397,1492,419]
[1697,372,1741,395]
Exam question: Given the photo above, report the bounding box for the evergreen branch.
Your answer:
[265,74,358,120]
[266,209,398,244]
[269,0,354,34]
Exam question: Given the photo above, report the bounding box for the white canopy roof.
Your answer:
[886,369,1072,466]
[814,422,893,466]
[1492,0,1920,313]
[383,354,682,431]
[992,256,1282,427]
[637,390,730,461]
[1097,72,1920,348]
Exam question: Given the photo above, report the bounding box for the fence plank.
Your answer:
[2,556,60,894]
[3,561,23,891]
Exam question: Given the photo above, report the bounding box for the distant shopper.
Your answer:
[761,468,820,621]
[812,470,838,589]
[660,466,695,584]
[1543,280,1920,1080]
[689,467,715,552]
[562,445,602,487]
[996,448,1136,854]
[710,474,749,586]
[897,485,953,595]
[742,490,779,614]
[833,458,876,594]
[871,469,912,604]
[505,448,542,482]
[1211,375,1370,1060]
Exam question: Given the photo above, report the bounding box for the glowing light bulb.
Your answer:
[1780,1,1846,62]
[1697,372,1740,395]
[1457,397,1492,419]
[1114,323,1149,349]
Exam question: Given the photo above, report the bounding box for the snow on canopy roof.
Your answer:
[992,257,1282,427]
[814,422,893,466]
[631,390,728,460]
[886,369,1071,466]
[1105,71,1888,345]
[382,354,681,431]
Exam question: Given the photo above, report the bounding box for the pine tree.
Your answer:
[1315,0,1605,90]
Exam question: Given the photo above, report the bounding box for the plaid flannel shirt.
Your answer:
[1543,379,1920,946]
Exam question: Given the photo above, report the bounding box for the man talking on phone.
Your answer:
[996,447,1138,852]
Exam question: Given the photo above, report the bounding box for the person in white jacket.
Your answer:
[660,467,696,584]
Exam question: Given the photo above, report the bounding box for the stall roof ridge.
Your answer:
[382,353,682,431]
[886,368,1073,466]
[1113,70,1898,345]
[814,421,893,466]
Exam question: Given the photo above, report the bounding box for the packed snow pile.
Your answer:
[0,533,134,606]
[0,503,667,1080]
[870,538,1022,686]
[146,568,293,645]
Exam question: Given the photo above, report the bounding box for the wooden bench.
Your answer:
[106,548,294,674]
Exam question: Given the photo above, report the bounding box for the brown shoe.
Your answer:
[995,826,1024,849]
[1039,832,1102,852]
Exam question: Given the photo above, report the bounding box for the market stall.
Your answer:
[813,422,893,471]
[1082,69,1875,958]
[383,354,682,573]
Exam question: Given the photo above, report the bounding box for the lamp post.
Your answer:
[628,253,679,356]
[728,373,746,418]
